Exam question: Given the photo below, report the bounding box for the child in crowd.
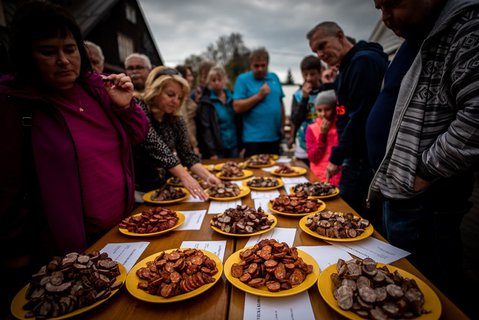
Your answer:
[306,90,341,185]
[290,55,333,166]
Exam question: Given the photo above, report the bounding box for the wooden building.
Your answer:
[0,0,163,74]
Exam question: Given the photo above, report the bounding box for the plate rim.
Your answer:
[11,263,127,320]
[242,177,284,191]
[270,166,307,177]
[298,212,374,242]
[142,187,190,204]
[126,248,223,303]
[289,186,340,199]
[224,247,320,297]
[119,211,186,237]
[215,169,254,180]
[317,263,442,320]
[208,186,251,201]
[209,213,278,237]
[267,199,326,217]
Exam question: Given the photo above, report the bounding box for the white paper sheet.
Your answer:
[180,240,227,262]
[261,166,277,173]
[251,190,280,199]
[175,210,207,230]
[296,245,352,271]
[254,198,271,211]
[243,291,315,320]
[281,176,309,184]
[208,200,242,214]
[283,183,296,195]
[100,242,149,273]
[328,237,411,264]
[245,227,296,248]
[184,195,206,203]
[275,156,291,164]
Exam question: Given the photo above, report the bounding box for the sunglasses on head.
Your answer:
[153,68,180,81]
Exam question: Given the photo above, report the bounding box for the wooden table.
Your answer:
[81,160,468,320]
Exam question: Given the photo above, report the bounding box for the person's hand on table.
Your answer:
[180,174,208,200]
[206,174,222,186]
[325,162,340,182]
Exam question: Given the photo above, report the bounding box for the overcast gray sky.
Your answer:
[137,0,381,84]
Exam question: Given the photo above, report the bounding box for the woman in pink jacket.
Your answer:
[0,2,148,309]
[305,90,341,185]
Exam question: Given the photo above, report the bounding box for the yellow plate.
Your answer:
[318,263,442,320]
[270,154,280,160]
[290,186,340,199]
[119,212,186,237]
[247,160,276,168]
[208,186,251,201]
[203,164,215,172]
[270,166,307,177]
[216,169,254,180]
[224,247,320,297]
[298,212,374,242]
[267,199,326,217]
[214,163,225,171]
[210,214,277,237]
[11,263,127,320]
[126,249,223,303]
[243,178,284,191]
[166,177,183,187]
[142,187,190,204]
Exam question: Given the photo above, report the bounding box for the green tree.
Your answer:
[284,68,295,85]
[184,33,250,86]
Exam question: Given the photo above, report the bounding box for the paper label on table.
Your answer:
[281,176,309,184]
[245,227,296,248]
[176,210,206,230]
[232,180,245,187]
[184,195,206,203]
[100,242,149,273]
[328,237,411,264]
[208,200,242,214]
[275,156,291,164]
[283,184,296,195]
[251,190,280,199]
[261,166,277,173]
[243,291,314,320]
[254,198,271,211]
[180,240,227,262]
[297,245,352,271]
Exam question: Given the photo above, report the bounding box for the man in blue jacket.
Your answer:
[307,21,388,217]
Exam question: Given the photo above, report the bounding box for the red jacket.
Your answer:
[306,117,341,186]
[0,73,148,257]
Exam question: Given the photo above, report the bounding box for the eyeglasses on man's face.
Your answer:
[126,65,147,71]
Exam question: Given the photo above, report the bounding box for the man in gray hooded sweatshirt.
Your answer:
[370,0,479,316]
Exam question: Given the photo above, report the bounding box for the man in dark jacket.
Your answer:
[306,21,388,217]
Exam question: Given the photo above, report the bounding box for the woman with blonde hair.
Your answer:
[134,66,221,200]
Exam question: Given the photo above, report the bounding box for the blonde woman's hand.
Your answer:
[180,174,209,200]
[206,174,222,186]
[102,73,134,109]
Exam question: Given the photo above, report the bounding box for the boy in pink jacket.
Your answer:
[306,90,340,185]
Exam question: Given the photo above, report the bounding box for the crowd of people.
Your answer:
[0,0,478,318]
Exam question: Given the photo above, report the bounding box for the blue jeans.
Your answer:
[383,189,471,304]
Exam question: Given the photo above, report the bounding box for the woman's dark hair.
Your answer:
[9,0,92,83]
[175,64,193,79]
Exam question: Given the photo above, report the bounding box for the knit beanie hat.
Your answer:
[314,90,336,107]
